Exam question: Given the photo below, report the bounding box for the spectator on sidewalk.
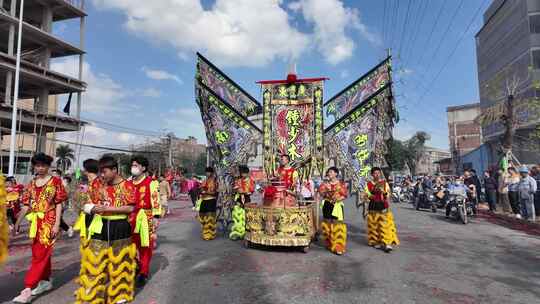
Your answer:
[518,166,536,222]
[159,175,172,216]
[507,167,521,218]
[188,175,201,207]
[470,169,483,204]
[497,168,512,214]
[532,165,540,218]
[483,170,498,212]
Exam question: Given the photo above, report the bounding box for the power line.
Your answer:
[413,0,465,91]
[6,130,162,153]
[426,0,466,69]
[397,0,412,60]
[382,0,388,47]
[389,0,400,51]
[414,0,490,107]
[403,0,429,68]
[18,105,165,137]
[414,0,447,68]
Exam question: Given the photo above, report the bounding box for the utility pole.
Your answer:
[8,0,25,176]
[168,134,173,168]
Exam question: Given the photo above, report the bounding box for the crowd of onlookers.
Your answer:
[396,164,539,222]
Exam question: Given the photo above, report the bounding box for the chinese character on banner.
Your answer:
[360,165,371,177]
[288,143,301,160]
[215,130,230,144]
[354,149,369,163]
[285,109,303,160]
[354,134,368,147]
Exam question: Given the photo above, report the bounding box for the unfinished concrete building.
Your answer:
[0,0,86,174]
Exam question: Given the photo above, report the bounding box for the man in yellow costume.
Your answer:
[364,167,399,253]
[75,156,137,303]
[319,167,348,255]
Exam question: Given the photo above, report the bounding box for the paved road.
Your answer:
[1,199,539,304]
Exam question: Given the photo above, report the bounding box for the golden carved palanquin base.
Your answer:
[244,203,315,247]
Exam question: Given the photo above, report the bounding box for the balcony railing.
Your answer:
[61,0,84,10]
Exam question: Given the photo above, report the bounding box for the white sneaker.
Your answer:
[68,227,74,238]
[515,214,522,219]
[31,280,53,296]
[12,288,33,303]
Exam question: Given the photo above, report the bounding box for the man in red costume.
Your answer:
[5,176,23,231]
[130,155,161,288]
[13,153,67,303]
[276,154,298,190]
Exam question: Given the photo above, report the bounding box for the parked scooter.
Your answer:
[392,185,403,203]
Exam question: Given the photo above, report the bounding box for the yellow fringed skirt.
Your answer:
[366,210,399,246]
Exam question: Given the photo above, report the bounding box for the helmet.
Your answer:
[518,166,529,174]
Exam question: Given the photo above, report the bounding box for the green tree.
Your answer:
[55,144,75,172]
[403,131,430,176]
[385,138,407,171]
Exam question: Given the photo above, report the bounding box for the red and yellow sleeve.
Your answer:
[248,179,255,193]
[123,181,136,206]
[339,182,348,200]
[21,184,32,207]
[150,180,161,216]
[53,177,68,205]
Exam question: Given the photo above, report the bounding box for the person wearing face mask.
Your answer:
[446,176,469,218]
[129,156,161,288]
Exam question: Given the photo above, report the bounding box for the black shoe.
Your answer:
[136,274,148,288]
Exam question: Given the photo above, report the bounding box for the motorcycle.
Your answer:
[392,186,403,203]
[447,190,474,224]
[414,187,437,213]
[402,186,414,203]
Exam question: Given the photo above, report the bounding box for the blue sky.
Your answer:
[52,0,492,154]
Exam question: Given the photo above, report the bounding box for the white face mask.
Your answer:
[456,181,463,185]
[131,166,142,177]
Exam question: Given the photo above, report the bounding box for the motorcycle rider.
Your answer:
[463,170,479,215]
[415,176,433,207]
[433,176,448,208]
[446,176,469,218]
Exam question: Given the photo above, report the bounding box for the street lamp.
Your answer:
[8,0,25,176]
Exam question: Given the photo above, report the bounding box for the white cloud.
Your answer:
[141,67,183,84]
[340,69,349,79]
[397,68,414,76]
[140,88,162,98]
[51,57,126,114]
[289,0,381,64]
[162,107,206,144]
[93,0,309,67]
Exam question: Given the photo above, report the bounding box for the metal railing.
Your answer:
[61,0,84,10]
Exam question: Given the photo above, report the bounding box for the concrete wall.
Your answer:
[447,105,482,157]
[1,95,58,156]
[476,0,540,165]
